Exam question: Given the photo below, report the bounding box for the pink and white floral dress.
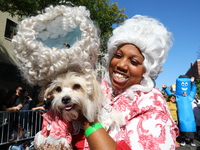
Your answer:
[83,79,179,150]
[106,79,179,149]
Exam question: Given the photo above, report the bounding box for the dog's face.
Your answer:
[44,71,103,123]
[44,71,89,122]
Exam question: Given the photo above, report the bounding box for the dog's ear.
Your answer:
[90,72,104,103]
[83,72,104,122]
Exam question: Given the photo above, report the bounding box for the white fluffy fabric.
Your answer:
[12,5,100,92]
[34,132,72,150]
[104,15,173,93]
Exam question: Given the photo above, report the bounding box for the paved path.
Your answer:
[2,136,200,150]
[176,137,200,150]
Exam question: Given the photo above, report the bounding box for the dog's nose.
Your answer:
[62,96,71,104]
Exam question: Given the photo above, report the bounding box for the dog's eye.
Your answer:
[73,84,81,90]
[56,86,62,92]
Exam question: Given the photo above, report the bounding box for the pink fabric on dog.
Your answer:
[41,109,73,144]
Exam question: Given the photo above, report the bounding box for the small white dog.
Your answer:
[34,69,124,150]
[44,70,103,123]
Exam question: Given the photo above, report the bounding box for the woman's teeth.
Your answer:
[114,72,127,79]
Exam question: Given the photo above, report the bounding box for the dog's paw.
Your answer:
[109,109,125,131]
[99,108,125,131]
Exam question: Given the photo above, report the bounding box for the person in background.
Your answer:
[10,121,27,140]
[180,92,196,146]
[8,120,34,150]
[4,90,22,111]
[0,89,22,142]
[15,89,31,110]
[166,94,180,147]
[73,15,179,150]
[29,95,46,134]
[15,89,45,131]
[14,86,23,103]
[192,93,200,140]
[4,90,23,128]
[166,94,178,124]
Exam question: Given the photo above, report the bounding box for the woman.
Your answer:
[0,90,22,142]
[11,121,27,140]
[192,94,200,140]
[74,15,179,149]
[166,94,180,147]
[15,89,30,109]
[166,94,178,124]
[5,90,22,111]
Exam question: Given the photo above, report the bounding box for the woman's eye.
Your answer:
[114,53,122,58]
[131,60,140,65]
[56,86,62,92]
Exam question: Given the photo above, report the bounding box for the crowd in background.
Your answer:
[0,85,50,149]
[1,84,200,148]
[0,86,46,112]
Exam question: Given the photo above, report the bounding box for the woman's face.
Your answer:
[170,96,176,102]
[109,44,145,91]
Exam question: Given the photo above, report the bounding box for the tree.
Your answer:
[0,0,128,54]
[195,78,200,98]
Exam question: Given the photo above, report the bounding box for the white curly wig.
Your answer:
[104,15,173,92]
[12,5,100,93]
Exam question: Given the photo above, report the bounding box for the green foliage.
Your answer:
[0,0,128,54]
[195,78,200,98]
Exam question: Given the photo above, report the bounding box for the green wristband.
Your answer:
[84,122,103,137]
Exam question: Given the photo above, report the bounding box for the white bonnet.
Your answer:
[104,15,173,92]
[12,5,100,89]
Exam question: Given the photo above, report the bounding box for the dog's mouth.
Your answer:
[64,104,75,111]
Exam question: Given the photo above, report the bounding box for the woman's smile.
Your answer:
[109,44,145,91]
[112,71,129,83]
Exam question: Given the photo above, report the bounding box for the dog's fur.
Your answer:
[44,71,103,123]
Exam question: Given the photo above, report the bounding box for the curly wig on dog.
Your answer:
[104,15,173,92]
[12,5,104,149]
[12,5,100,94]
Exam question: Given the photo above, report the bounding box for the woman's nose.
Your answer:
[116,58,128,72]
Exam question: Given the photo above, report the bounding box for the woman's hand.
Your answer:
[13,104,22,111]
[162,84,166,88]
[17,128,25,139]
[16,104,22,110]
[191,77,195,82]
[31,106,45,111]
[76,113,117,150]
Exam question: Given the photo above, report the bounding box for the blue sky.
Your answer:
[110,0,200,90]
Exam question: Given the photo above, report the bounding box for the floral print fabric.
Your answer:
[101,79,179,150]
